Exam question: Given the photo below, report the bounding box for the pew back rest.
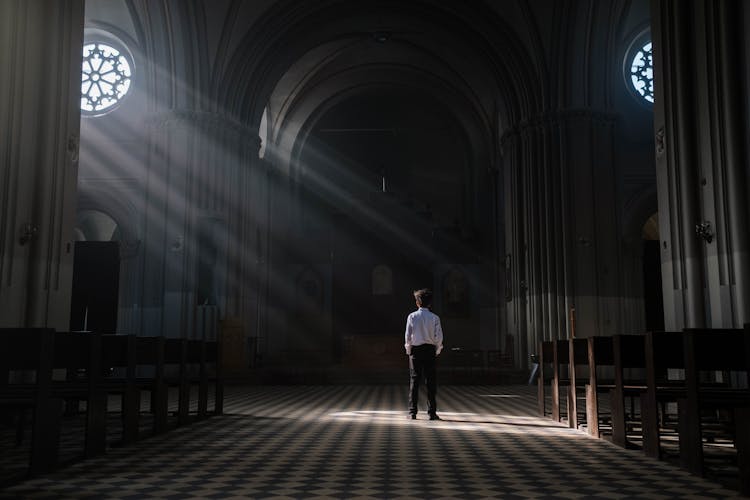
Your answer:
[541,340,554,363]
[0,329,56,382]
[614,334,646,369]
[205,341,219,373]
[553,338,589,364]
[683,328,748,372]
[537,340,554,382]
[135,336,164,366]
[164,338,186,364]
[53,332,97,370]
[0,328,55,371]
[648,331,685,371]
[554,339,568,360]
[571,338,588,365]
[589,336,614,367]
[187,340,204,363]
[101,334,133,367]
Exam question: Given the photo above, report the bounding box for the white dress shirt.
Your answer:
[404,307,444,355]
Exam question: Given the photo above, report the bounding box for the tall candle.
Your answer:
[84,307,89,331]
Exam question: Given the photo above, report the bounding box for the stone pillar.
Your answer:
[140,110,259,338]
[0,0,84,328]
[503,110,620,363]
[652,0,750,329]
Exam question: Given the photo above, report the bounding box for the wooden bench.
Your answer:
[52,332,107,458]
[550,338,588,426]
[609,334,647,447]
[100,334,139,444]
[202,340,223,416]
[134,336,168,434]
[446,349,484,382]
[584,335,614,438]
[642,331,685,458]
[1,329,223,483]
[165,338,190,425]
[0,328,61,475]
[678,327,750,494]
[536,340,554,417]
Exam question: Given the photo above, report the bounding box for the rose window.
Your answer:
[81,42,132,114]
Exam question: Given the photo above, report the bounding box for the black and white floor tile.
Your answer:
[0,385,743,499]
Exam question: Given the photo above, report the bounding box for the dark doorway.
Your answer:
[643,240,664,331]
[69,241,120,333]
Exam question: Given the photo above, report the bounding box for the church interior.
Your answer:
[1,0,750,497]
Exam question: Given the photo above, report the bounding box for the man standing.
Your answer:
[404,288,444,420]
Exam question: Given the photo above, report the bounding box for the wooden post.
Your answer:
[569,306,576,338]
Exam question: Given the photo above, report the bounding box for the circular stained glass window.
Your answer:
[81,42,132,114]
[630,41,653,103]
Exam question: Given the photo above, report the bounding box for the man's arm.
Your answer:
[434,318,444,356]
[404,316,413,355]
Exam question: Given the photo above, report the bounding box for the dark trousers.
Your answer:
[408,344,437,415]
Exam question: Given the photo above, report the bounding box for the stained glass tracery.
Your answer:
[630,41,653,103]
[81,42,132,114]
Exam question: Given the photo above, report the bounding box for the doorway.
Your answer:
[69,241,120,333]
[642,213,664,331]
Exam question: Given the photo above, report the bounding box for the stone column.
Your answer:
[503,110,620,362]
[0,0,84,328]
[652,0,750,329]
[140,110,259,338]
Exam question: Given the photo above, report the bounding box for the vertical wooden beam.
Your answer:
[568,337,578,428]
[610,335,627,447]
[642,332,661,458]
[538,340,546,416]
[552,339,560,421]
[586,337,599,437]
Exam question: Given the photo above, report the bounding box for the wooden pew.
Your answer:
[584,336,613,438]
[52,332,106,458]
[212,339,224,415]
[537,340,554,417]
[642,331,685,458]
[550,338,588,427]
[100,334,139,444]
[610,334,647,447]
[678,327,750,494]
[1,330,220,482]
[0,328,61,475]
[442,349,484,383]
[164,338,190,425]
[135,336,168,434]
[194,339,223,417]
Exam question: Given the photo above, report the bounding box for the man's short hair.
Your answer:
[413,288,433,308]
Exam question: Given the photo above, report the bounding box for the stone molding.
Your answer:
[500,108,617,145]
[146,109,261,145]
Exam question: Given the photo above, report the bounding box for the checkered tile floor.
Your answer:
[0,385,743,499]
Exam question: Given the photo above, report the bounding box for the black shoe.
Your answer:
[429,414,441,421]
[408,414,417,420]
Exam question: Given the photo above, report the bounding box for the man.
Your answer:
[404,288,444,420]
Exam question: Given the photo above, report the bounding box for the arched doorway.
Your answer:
[292,87,474,369]
[236,1,525,376]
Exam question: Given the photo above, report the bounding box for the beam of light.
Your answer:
[76,56,505,354]
[262,131,504,323]
[265,130,488,270]
[325,409,579,436]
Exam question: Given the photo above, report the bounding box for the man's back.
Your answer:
[405,307,443,355]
